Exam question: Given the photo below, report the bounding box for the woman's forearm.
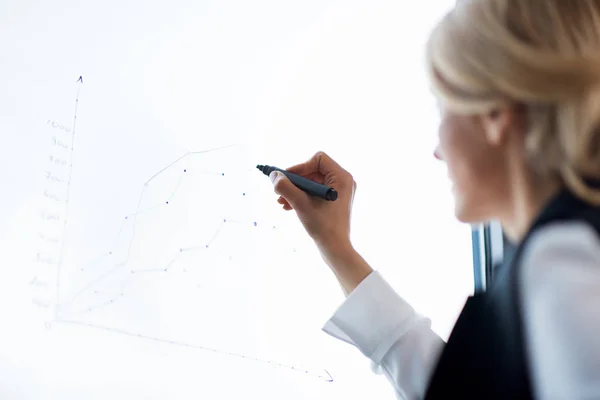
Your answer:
[317,241,374,296]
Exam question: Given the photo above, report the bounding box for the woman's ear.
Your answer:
[481,107,515,147]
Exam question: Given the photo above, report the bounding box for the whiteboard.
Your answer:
[0,0,471,398]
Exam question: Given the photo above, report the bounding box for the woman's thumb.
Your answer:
[270,171,308,210]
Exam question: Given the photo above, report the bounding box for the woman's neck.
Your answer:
[499,173,562,243]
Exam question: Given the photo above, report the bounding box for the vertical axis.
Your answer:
[54,76,83,320]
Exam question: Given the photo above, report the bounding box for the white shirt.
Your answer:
[322,222,600,399]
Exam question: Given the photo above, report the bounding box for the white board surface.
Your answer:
[0,0,472,398]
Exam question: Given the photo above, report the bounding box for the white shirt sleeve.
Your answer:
[321,222,600,399]
[520,222,600,399]
[321,271,445,400]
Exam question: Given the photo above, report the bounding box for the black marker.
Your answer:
[256,164,338,201]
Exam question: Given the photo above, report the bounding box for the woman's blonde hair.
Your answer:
[426,0,600,205]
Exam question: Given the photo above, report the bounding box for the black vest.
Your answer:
[424,187,600,399]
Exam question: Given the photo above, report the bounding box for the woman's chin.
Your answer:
[453,195,485,224]
[454,209,472,223]
[451,190,474,223]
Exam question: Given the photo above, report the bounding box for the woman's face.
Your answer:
[434,106,509,223]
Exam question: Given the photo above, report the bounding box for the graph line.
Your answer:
[54,319,334,383]
[61,261,126,309]
[145,147,238,186]
[61,278,130,315]
[168,170,185,201]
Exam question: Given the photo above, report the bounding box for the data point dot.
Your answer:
[253,221,257,226]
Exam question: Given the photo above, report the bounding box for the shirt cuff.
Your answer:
[322,270,421,366]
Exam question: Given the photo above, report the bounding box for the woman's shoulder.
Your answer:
[519,222,600,399]
[521,220,600,287]
[527,219,600,255]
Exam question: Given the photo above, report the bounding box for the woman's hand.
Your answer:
[270,151,371,295]
[270,151,357,253]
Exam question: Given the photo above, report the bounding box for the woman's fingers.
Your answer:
[285,151,342,177]
[282,171,325,184]
[285,161,311,175]
[276,152,344,212]
[303,171,325,184]
[277,196,293,210]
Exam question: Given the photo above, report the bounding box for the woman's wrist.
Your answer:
[317,237,354,260]
[317,240,373,296]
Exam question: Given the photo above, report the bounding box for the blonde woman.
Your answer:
[269,1,600,398]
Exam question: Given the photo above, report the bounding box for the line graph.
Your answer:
[53,150,280,316]
[55,153,226,307]
[38,76,333,383]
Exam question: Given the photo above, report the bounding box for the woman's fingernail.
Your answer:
[269,171,279,183]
